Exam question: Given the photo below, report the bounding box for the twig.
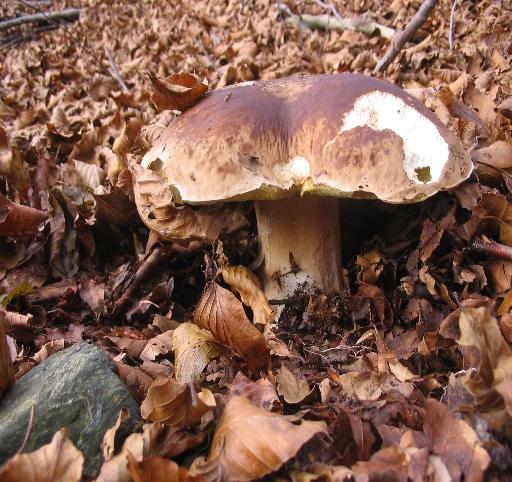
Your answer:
[104,47,129,94]
[374,0,437,73]
[449,0,458,50]
[17,406,36,454]
[464,239,512,262]
[0,8,80,31]
[275,3,394,39]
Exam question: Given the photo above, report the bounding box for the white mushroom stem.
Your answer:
[255,195,342,300]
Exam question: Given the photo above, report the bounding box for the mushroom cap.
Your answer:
[141,73,472,204]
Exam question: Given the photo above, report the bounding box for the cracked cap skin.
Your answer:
[141,73,472,205]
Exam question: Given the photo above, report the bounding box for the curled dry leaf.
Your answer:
[172,322,225,383]
[0,428,83,482]
[424,399,491,482]
[276,365,315,405]
[228,371,281,412]
[140,330,174,361]
[189,396,326,482]
[102,408,130,462]
[127,453,201,482]
[31,339,65,364]
[456,306,512,431]
[148,72,208,112]
[142,422,206,459]
[194,282,270,373]
[96,432,144,482]
[0,310,15,398]
[115,363,153,404]
[0,194,48,238]
[221,266,272,325]
[141,377,216,427]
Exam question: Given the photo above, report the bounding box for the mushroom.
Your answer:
[138,73,472,300]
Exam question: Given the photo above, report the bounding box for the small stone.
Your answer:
[0,342,141,477]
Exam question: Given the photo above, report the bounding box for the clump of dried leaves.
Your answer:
[1,0,512,480]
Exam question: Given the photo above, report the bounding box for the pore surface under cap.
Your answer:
[141,73,471,204]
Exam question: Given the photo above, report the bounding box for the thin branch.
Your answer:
[464,239,512,262]
[449,0,458,50]
[275,3,394,39]
[374,0,437,73]
[0,8,80,31]
[104,47,129,94]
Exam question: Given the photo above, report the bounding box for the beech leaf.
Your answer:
[276,365,314,404]
[172,322,225,383]
[127,453,201,482]
[0,194,48,238]
[0,428,83,482]
[140,377,216,427]
[194,282,270,373]
[148,72,208,112]
[221,266,273,325]
[189,396,326,482]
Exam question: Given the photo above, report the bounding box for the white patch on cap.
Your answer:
[272,156,311,186]
[341,91,449,184]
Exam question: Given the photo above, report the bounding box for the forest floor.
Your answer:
[1,0,512,480]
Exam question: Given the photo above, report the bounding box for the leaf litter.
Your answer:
[0,0,511,480]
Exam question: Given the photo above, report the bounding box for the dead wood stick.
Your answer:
[0,8,80,31]
[449,0,457,49]
[464,239,512,262]
[374,0,437,73]
[275,3,394,39]
[104,47,129,94]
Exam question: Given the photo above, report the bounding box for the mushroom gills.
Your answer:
[255,195,342,300]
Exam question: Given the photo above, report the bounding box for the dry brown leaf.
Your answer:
[424,399,490,482]
[102,408,131,462]
[0,194,48,238]
[0,310,15,398]
[276,364,315,404]
[194,282,270,373]
[149,72,208,112]
[31,339,65,364]
[472,141,512,169]
[127,453,202,482]
[115,363,154,404]
[456,306,512,431]
[189,396,326,482]
[140,330,173,361]
[0,428,83,482]
[96,432,144,482]
[227,371,281,412]
[140,377,216,427]
[221,266,272,325]
[142,422,206,459]
[172,322,225,383]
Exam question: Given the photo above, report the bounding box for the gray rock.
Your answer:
[0,342,141,477]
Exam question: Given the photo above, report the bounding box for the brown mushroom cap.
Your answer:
[141,73,472,205]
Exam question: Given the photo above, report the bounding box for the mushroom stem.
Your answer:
[255,195,342,300]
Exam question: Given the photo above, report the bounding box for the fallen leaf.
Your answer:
[172,322,225,383]
[0,428,83,482]
[0,194,48,238]
[194,282,270,373]
[140,377,216,427]
[221,266,272,325]
[140,331,174,361]
[142,422,206,459]
[189,396,326,482]
[227,371,281,412]
[0,310,15,398]
[424,399,491,482]
[456,306,512,431]
[127,453,201,482]
[276,364,315,404]
[102,408,130,461]
[148,72,208,112]
[116,363,154,403]
[31,339,65,364]
[96,432,144,482]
